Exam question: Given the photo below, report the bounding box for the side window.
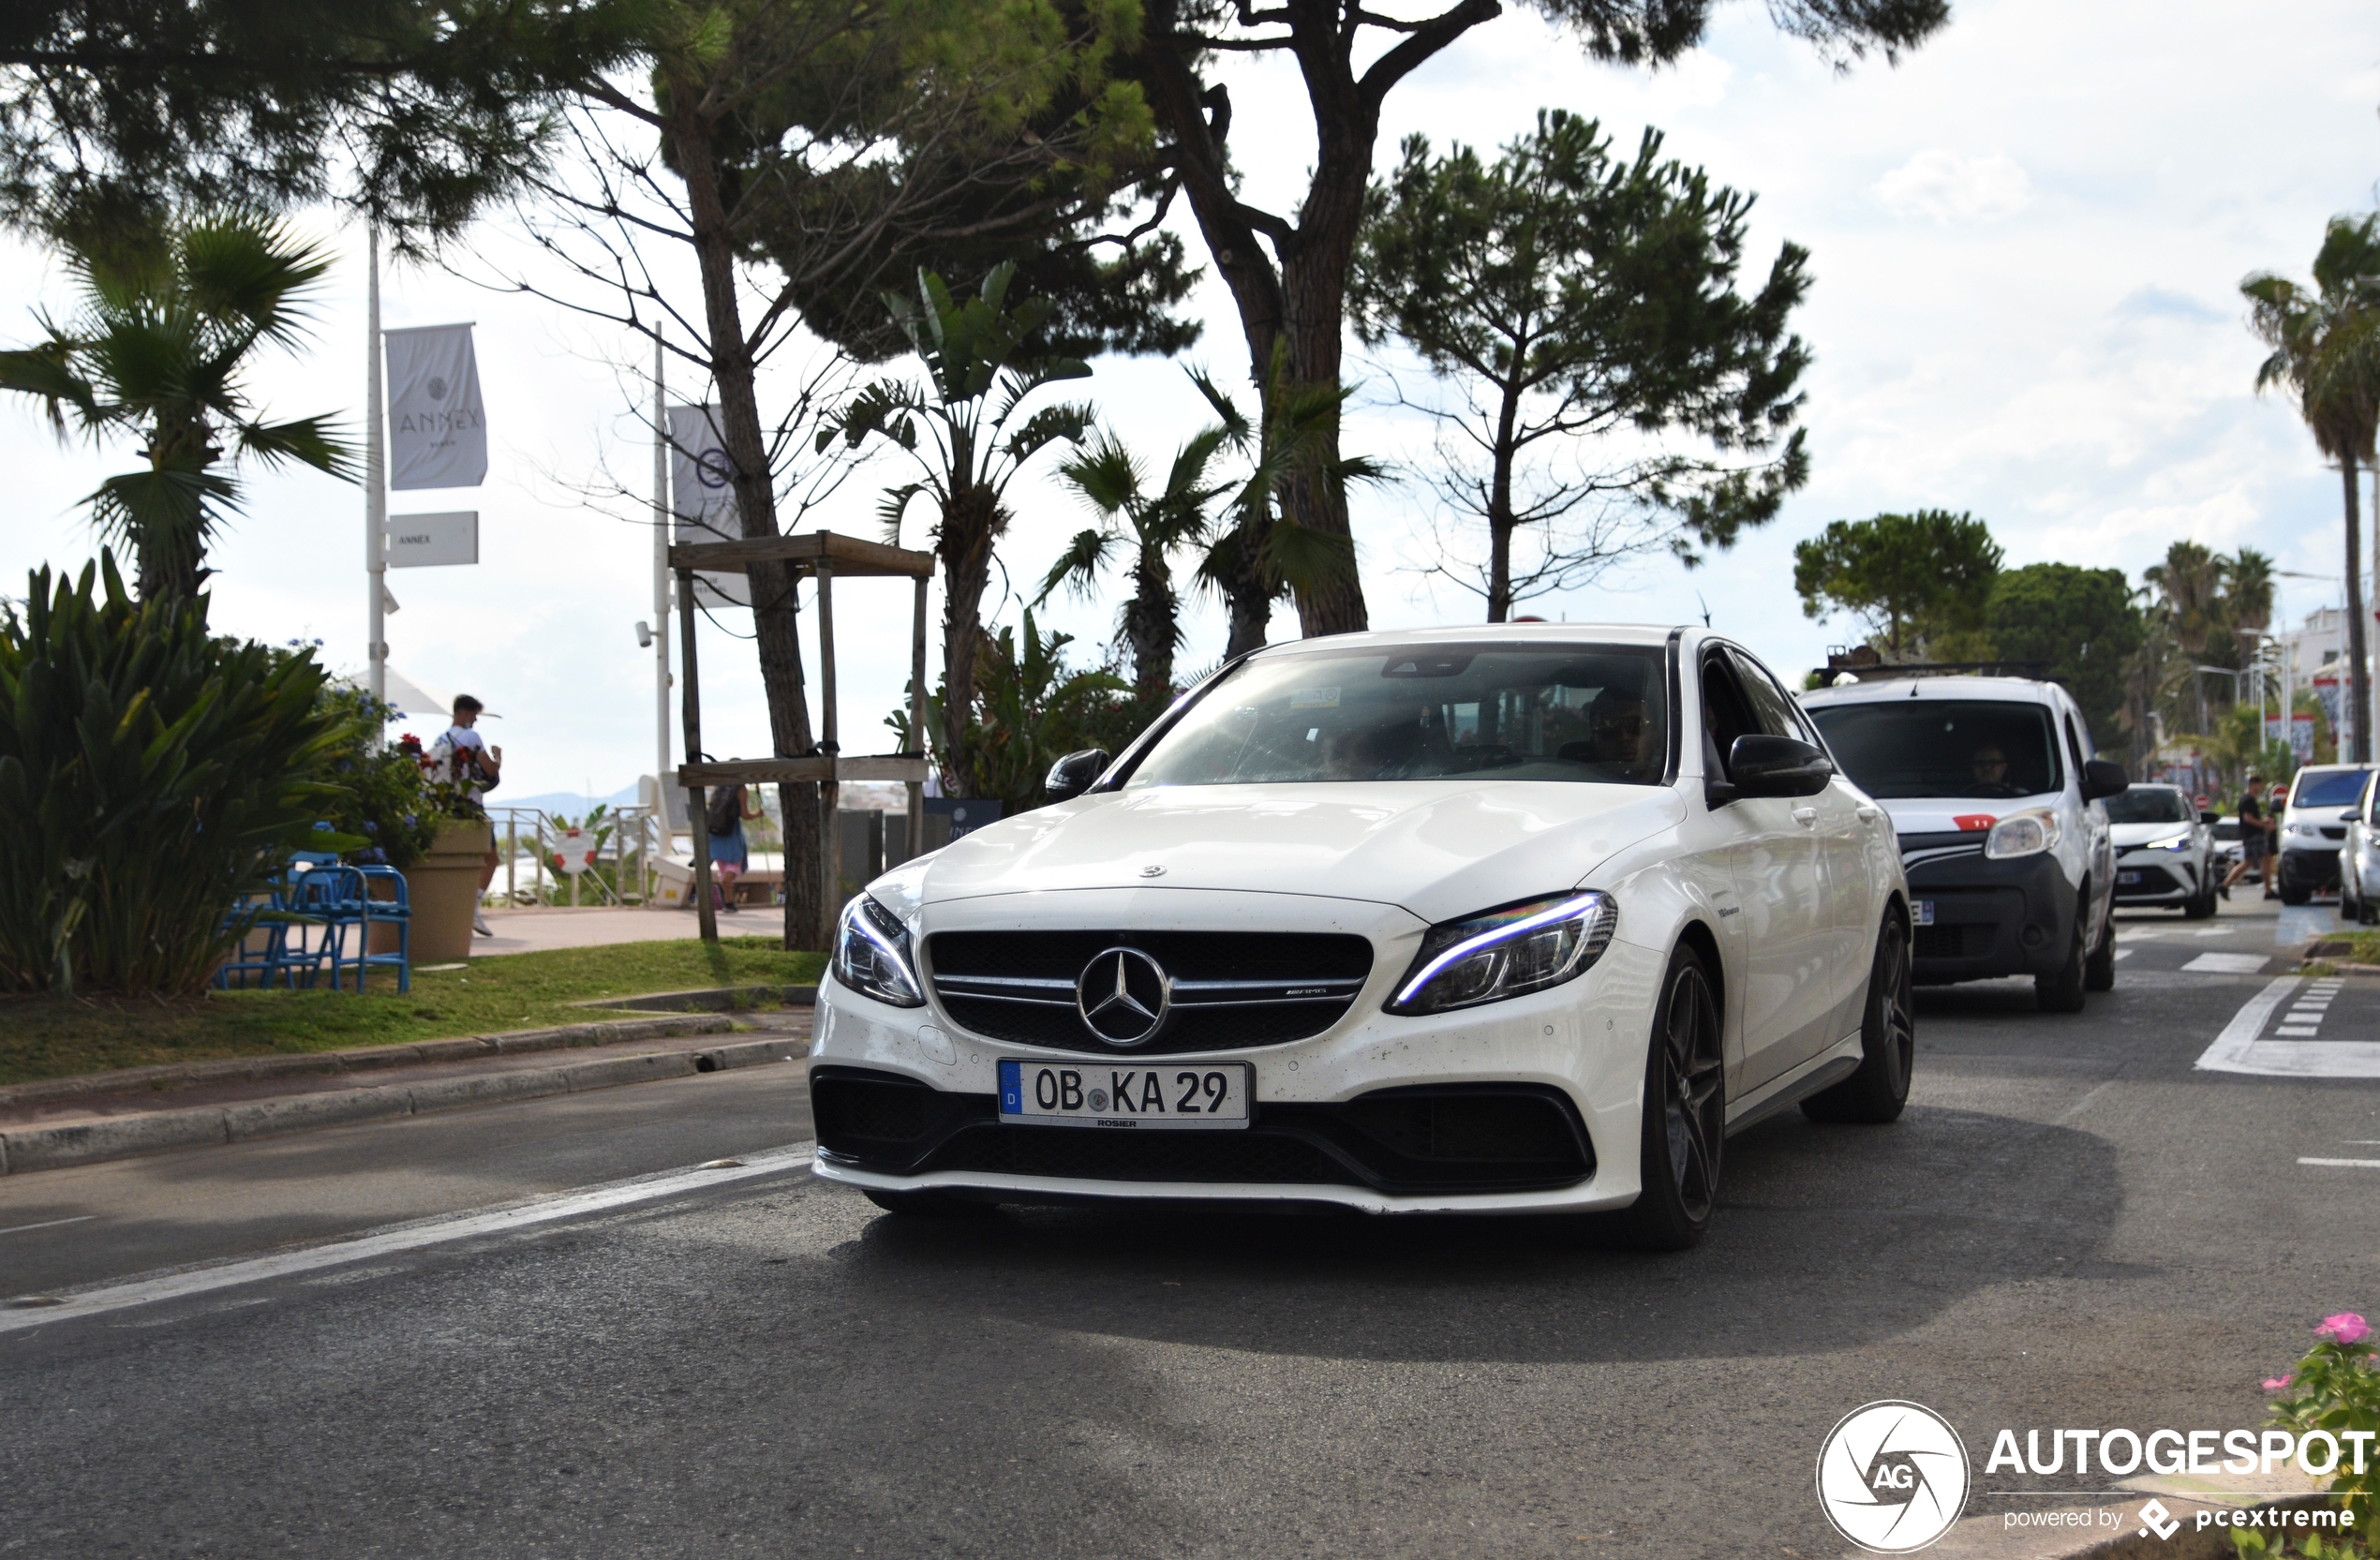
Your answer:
[1700,651,1760,776]
[1728,648,1806,742]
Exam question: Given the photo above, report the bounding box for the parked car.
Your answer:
[2278,764,2376,905]
[2210,815,2245,879]
[2336,774,2380,924]
[812,626,1911,1250]
[2102,783,2219,917]
[1800,674,2127,1013]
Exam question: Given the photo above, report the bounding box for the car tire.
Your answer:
[2184,875,2218,919]
[862,1188,995,1219]
[2281,882,2312,907]
[1622,943,1726,1253]
[2037,912,2088,1013]
[1802,911,1914,1125]
[2083,906,2117,992]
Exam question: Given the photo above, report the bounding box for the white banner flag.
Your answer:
[385,324,487,490]
[668,403,749,607]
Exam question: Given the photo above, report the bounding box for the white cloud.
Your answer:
[1872,149,2034,224]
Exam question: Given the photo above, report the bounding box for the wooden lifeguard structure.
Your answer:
[670,529,935,943]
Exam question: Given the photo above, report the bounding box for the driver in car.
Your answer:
[1970,743,2019,796]
[1586,690,1661,780]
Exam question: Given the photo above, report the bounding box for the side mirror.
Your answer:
[1043,748,1111,804]
[2080,759,2129,802]
[2199,810,2220,825]
[1727,735,1835,798]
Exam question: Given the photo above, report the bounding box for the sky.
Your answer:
[1,0,2376,801]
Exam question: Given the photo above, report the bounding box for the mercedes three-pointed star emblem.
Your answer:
[1076,947,1172,1047]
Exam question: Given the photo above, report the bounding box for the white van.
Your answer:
[1801,675,2129,1012]
[2278,763,2376,905]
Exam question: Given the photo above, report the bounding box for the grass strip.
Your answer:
[0,938,826,1089]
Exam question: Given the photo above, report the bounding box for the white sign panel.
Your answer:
[667,403,749,607]
[385,324,487,490]
[386,512,478,568]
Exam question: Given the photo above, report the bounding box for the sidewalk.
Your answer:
[0,1007,813,1175]
[472,905,787,956]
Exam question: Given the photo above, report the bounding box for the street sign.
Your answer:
[387,512,479,568]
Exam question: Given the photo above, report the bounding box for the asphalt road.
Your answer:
[2,895,2374,1559]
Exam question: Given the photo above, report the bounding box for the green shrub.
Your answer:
[0,555,348,995]
[313,684,441,870]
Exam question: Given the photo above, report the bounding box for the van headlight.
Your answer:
[1985,810,2060,860]
[831,895,925,1007]
[2287,822,2322,839]
[1388,892,1617,1015]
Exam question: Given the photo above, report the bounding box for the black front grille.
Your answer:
[925,929,1374,1055]
[2323,826,2348,840]
[813,1067,1593,1196]
[1915,922,1995,960]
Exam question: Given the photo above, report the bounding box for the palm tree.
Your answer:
[0,212,353,602]
[1038,418,1236,703]
[2145,541,2224,733]
[2244,215,2380,763]
[827,262,1093,775]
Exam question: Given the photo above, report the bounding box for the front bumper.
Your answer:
[805,888,1669,1214]
[2112,848,2201,906]
[2282,843,2344,894]
[1904,850,2076,983]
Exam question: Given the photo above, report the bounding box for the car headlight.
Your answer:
[831,894,925,1007]
[1387,891,1617,1015]
[2149,831,2192,852]
[1985,809,2060,859]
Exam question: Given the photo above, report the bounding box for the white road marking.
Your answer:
[0,1145,815,1334]
[2199,975,2380,1078]
[2298,1158,2380,1168]
[2113,949,2134,961]
[2183,952,2272,973]
[0,1215,96,1238]
[2277,1027,2321,1037]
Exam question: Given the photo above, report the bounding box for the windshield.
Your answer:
[2293,769,2373,809]
[1807,699,2062,800]
[2104,788,2193,825]
[1127,644,1672,787]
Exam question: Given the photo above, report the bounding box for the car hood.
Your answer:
[1869,794,2058,835]
[2110,822,2193,849]
[891,781,1686,927]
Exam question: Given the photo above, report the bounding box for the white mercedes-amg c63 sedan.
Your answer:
[810,625,1913,1248]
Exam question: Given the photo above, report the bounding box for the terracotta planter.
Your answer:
[407,819,493,962]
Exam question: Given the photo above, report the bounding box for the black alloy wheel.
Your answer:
[1623,945,1726,1251]
[1804,911,1915,1124]
[2036,907,2088,1013]
[2083,902,2117,992]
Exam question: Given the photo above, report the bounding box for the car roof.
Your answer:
[1800,674,2061,707]
[1249,622,1680,658]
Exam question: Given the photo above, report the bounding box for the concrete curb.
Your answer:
[0,1013,739,1113]
[577,985,819,1014]
[0,1036,798,1176]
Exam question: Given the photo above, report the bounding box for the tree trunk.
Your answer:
[1485,375,1522,622]
[936,483,1002,791]
[668,104,826,950]
[1125,548,1176,700]
[2346,457,2372,764]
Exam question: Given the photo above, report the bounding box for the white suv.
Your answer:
[1800,675,2128,1013]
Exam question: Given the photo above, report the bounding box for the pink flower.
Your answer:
[2315,1313,2371,1345]
[2264,1375,2293,1390]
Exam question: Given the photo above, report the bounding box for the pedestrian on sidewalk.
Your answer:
[431,694,504,935]
[706,784,764,913]
[2224,771,2276,901]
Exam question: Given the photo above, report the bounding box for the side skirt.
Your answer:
[1723,1033,1863,1137]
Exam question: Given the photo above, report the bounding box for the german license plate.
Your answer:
[998,1060,1251,1130]
[1913,899,1935,927]
[2119,871,2143,885]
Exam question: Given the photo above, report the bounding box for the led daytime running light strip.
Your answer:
[1393,892,1610,1009]
[847,899,920,997]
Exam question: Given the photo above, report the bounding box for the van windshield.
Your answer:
[1126,644,1672,787]
[1806,700,2063,800]
[2293,770,2373,809]
[2104,788,2193,825]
